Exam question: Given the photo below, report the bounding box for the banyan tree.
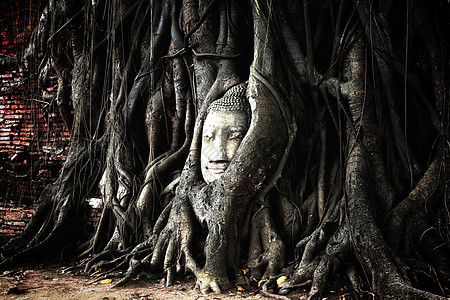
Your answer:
[1,0,449,299]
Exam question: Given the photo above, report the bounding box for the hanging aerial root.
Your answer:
[137,75,194,239]
[78,204,113,257]
[1,130,105,266]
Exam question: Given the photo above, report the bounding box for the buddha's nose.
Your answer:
[211,134,228,161]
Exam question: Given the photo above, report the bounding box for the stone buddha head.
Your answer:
[201,83,251,184]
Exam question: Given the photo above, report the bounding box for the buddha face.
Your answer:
[201,109,249,184]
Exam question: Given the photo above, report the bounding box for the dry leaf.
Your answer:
[276,275,287,285]
[100,279,112,284]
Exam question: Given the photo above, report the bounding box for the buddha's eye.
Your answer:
[229,131,245,141]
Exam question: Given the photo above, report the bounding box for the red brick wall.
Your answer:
[0,0,70,235]
[0,204,33,235]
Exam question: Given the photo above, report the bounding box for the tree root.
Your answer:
[246,205,285,280]
[261,279,291,300]
[149,196,199,288]
[0,184,91,269]
[384,155,443,252]
[279,215,349,298]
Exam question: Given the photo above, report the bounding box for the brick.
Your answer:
[0,1,68,217]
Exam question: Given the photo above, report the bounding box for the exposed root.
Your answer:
[194,270,229,294]
[83,249,129,273]
[261,279,291,300]
[0,186,56,258]
[150,196,198,288]
[246,204,285,280]
[384,155,443,252]
[110,257,149,288]
[1,186,91,269]
[345,264,362,297]
[278,218,349,298]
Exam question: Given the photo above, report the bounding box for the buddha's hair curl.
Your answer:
[207,83,251,123]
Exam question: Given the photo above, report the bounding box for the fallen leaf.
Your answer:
[100,279,112,284]
[236,285,245,291]
[276,275,287,285]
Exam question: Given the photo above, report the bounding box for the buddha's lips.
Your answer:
[207,162,229,174]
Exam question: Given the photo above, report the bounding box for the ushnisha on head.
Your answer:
[201,83,251,184]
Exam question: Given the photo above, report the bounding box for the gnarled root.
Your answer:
[278,213,350,299]
[246,204,285,281]
[0,180,91,269]
[150,195,198,287]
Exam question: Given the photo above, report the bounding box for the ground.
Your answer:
[0,263,254,300]
[0,262,353,300]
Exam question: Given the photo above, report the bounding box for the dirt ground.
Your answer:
[0,262,354,300]
[0,263,291,300]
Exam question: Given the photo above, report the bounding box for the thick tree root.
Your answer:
[278,217,350,298]
[261,279,291,300]
[246,205,285,280]
[0,187,90,269]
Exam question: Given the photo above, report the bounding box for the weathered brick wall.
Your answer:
[0,204,33,235]
[0,0,70,235]
[0,1,104,237]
